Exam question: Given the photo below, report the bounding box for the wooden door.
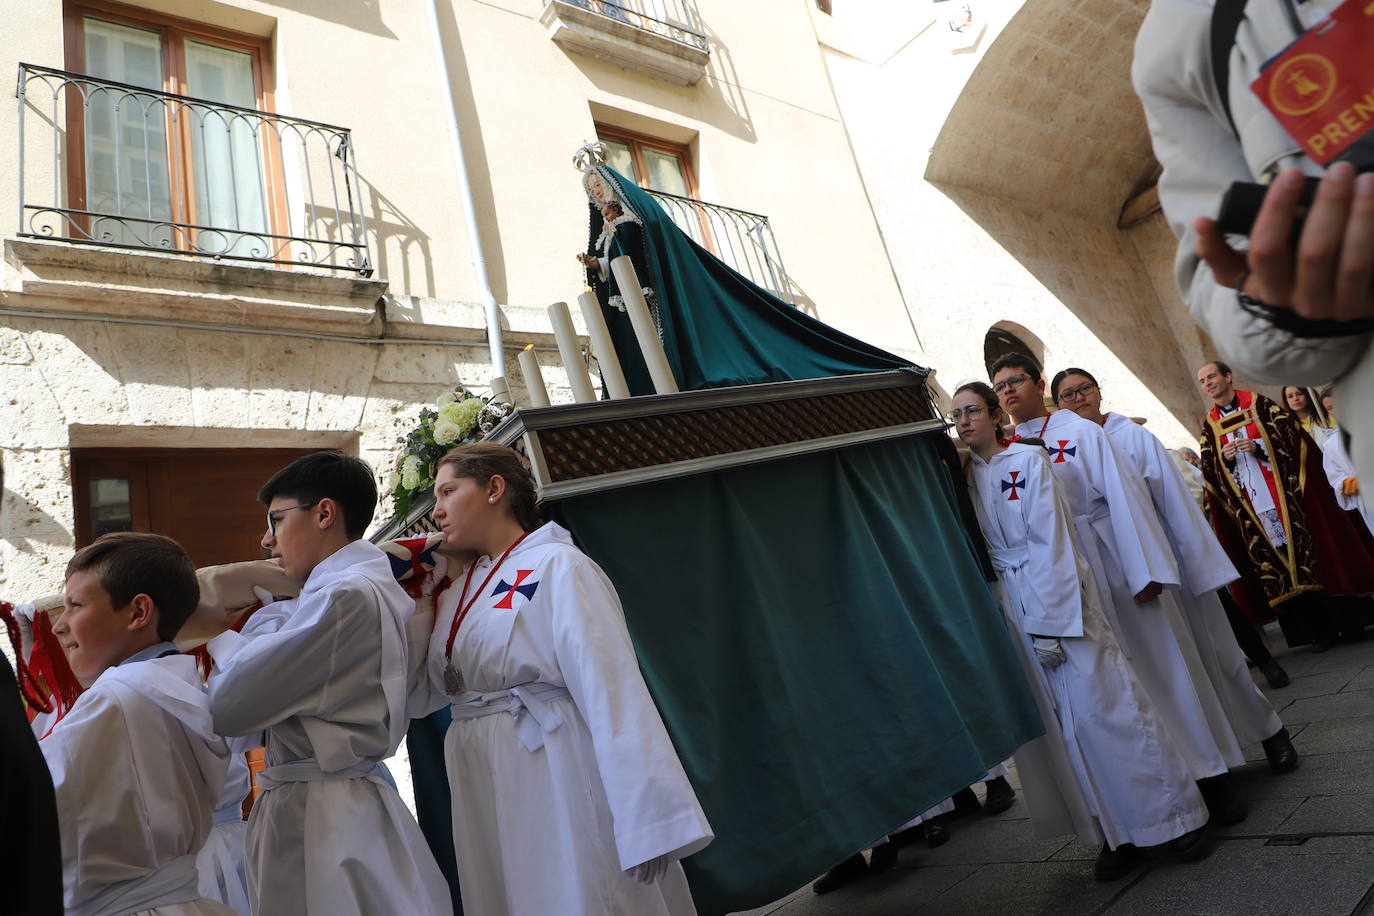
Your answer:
[72,448,320,567]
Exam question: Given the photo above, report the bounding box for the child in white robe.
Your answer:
[953,383,1210,881]
[1052,368,1295,773]
[991,356,1245,790]
[194,753,252,916]
[43,532,234,916]
[205,451,451,916]
[410,443,713,916]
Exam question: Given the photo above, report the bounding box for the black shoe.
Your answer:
[1197,774,1247,826]
[868,843,899,875]
[1262,727,1300,774]
[983,776,1016,816]
[1093,842,1140,882]
[951,786,981,817]
[1170,826,1213,862]
[1259,660,1290,689]
[1311,637,1334,654]
[812,854,869,894]
[924,820,950,848]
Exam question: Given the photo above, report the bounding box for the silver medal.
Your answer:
[443,662,465,695]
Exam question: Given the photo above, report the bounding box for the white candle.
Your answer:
[517,345,551,408]
[489,375,511,404]
[547,301,597,403]
[609,255,678,395]
[577,290,630,399]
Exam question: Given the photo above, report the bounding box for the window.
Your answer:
[595,124,696,198]
[63,2,281,255]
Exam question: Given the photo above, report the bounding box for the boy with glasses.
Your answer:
[204,451,451,916]
[990,354,1252,859]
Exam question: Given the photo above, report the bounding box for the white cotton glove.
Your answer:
[626,854,672,885]
[1031,637,1066,669]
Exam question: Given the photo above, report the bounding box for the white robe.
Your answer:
[195,753,252,916]
[41,648,235,916]
[1103,412,1283,748]
[1014,410,1242,777]
[1323,427,1374,534]
[969,444,1207,849]
[409,522,713,916]
[207,540,452,916]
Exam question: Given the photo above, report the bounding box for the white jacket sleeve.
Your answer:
[1132,0,1370,385]
[551,553,712,871]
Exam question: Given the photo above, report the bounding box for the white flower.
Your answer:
[387,471,401,491]
[401,455,423,475]
[433,418,462,445]
[439,398,483,437]
[435,391,456,407]
[400,468,423,490]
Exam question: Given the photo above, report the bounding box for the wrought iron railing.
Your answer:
[564,0,709,52]
[15,63,372,274]
[647,189,794,304]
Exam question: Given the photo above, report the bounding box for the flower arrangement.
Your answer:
[387,388,515,519]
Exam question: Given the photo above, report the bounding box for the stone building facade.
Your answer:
[1,0,917,597]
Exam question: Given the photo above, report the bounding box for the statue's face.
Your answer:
[586,173,611,204]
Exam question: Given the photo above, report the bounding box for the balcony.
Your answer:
[15,63,372,275]
[541,0,710,85]
[647,189,794,305]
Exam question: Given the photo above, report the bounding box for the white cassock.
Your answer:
[1103,412,1283,748]
[1323,427,1374,534]
[41,645,235,916]
[207,540,452,916]
[968,444,1208,848]
[409,522,713,916]
[1014,410,1243,777]
[195,752,252,916]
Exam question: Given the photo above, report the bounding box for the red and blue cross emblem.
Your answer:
[1050,440,1078,464]
[1001,471,1026,501]
[492,570,539,609]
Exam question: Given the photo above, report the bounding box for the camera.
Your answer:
[1215,135,1374,237]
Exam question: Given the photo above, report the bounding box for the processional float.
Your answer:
[3,148,1042,916]
[372,149,1043,914]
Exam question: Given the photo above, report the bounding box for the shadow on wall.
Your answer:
[360,176,437,299]
[265,0,397,38]
[573,20,757,144]
[2,485,72,554]
[433,0,510,304]
[923,0,1208,433]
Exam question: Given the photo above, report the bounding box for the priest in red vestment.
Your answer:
[1196,362,1374,650]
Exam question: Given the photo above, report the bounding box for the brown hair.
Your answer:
[953,380,1005,439]
[65,532,200,642]
[438,443,543,531]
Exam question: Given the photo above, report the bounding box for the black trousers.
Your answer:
[1217,587,1274,665]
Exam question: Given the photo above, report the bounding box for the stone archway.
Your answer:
[924,0,1213,433]
[984,321,1045,375]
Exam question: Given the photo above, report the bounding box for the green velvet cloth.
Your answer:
[584,167,912,395]
[550,433,1044,915]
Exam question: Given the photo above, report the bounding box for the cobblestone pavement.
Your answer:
[737,626,1374,916]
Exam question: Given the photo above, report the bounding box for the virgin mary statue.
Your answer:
[575,144,913,395]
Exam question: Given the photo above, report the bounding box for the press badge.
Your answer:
[1250,0,1374,165]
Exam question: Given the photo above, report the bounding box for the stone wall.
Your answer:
[0,308,583,599]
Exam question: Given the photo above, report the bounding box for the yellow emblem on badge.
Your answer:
[1269,53,1338,116]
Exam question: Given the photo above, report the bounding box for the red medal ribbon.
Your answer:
[443,532,529,663]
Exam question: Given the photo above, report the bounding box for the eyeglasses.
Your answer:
[992,374,1030,394]
[1057,382,1097,402]
[947,406,987,421]
[266,502,319,537]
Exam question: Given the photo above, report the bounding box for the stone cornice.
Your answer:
[2,237,388,337]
